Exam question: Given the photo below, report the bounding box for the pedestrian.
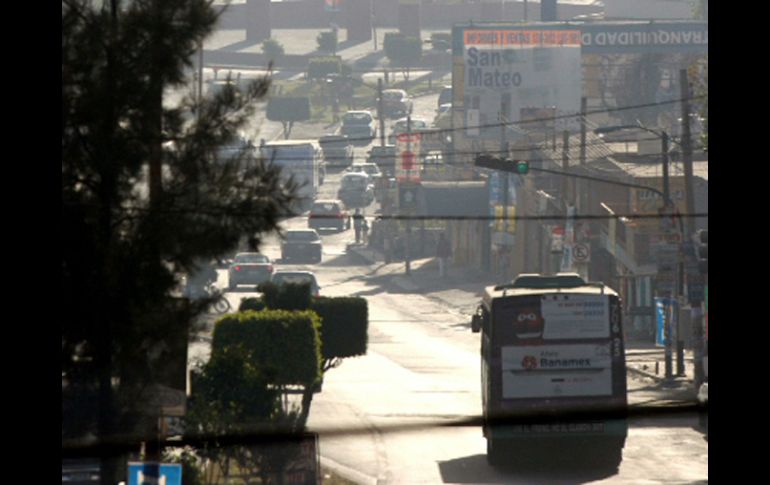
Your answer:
[362,217,369,245]
[437,233,451,278]
[353,209,363,244]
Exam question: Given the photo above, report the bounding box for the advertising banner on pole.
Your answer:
[655,297,678,347]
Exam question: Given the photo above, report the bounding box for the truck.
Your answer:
[260,139,323,213]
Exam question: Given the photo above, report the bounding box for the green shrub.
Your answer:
[317,30,338,54]
[311,297,368,360]
[262,38,285,65]
[212,310,322,386]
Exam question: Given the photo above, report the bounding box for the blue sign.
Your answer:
[655,298,679,347]
[128,463,182,485]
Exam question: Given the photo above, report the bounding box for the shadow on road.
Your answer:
[438,454,617,484]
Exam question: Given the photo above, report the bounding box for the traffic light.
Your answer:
[695,229,708,274]
[474,154,529,174]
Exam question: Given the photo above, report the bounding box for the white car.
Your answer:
[271,270,321,297]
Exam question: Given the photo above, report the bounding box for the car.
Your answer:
[341,110,376,144]
[308,199,350,232]
[337,172,374,208]
[433,103,452,130]
[379,89,413,119]
[438,85,452,108]
[388,117,429,145]
[271,270,321,297]
[227,252,274,290]
[366,145,397,176]
[347,162,382,179]
[319,134,354,171]
[281,229,323,263]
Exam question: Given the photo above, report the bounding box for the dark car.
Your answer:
[281,229,323,263]
[319,134,354,171]
[227,252,274,290]
[308,199,350,232]
[379,89,413,119]
[271,270,320,297]
[366,145,397,176]
[341,110,376,144]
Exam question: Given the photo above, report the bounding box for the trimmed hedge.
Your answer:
[311,297,368,360]
[212,310,322,386]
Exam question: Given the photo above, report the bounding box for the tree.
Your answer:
[62,2,296,482]
[384,33,422,83]
[316,30,338,55]
[262,38,285,67]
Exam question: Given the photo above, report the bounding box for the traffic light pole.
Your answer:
[378,78,386,147]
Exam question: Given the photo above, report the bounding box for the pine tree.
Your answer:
[62,2,295,481]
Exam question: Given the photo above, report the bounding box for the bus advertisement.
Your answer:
[472,273,627,469]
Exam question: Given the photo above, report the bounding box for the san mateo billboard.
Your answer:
[453,25,583,140]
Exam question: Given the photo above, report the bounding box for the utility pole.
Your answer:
[681,68,706,389]
[378,78,386,147]
[197,39,203,109]
[405,115,412,275]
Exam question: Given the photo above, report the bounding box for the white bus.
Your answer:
[472,273,628,470]
[260,140,323,213]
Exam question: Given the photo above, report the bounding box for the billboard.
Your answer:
[453,25,583,141]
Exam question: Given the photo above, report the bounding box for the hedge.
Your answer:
[212,310,322,386]
[311,297,368,360]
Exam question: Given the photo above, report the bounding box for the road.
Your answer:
[188,167,707,484]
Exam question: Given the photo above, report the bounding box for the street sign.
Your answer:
[396,133,422,183]
[573,242,591,263]
[128,463,182,485]
[398,183,419,211]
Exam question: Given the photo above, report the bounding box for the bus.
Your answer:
[260,140,323,213]
[471,273,627,469]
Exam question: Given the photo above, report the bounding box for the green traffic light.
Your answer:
[515,160,529,174]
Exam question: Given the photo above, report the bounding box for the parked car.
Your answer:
[281,229,323,263]
[319,134,354,171]
[341,110,376,144]
[438,85,452,108]
[308,199,350,232]
[347,162,382,179]
[388,117,429,145]
[366,145,397,175]
[227,252,274,290]
[337,172,374,208]
[271,270,320,297]
[379,89,413,119]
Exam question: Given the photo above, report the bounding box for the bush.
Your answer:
[307,56,342,81]
[212,310,322,386]
[262,38,285,65]
[317,30,338,54]
[311,297,368,360]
